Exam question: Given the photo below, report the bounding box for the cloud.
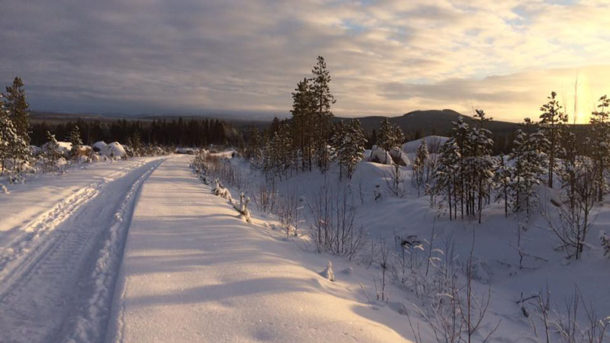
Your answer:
[0,0,609,122]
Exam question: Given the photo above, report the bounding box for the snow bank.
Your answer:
[92,141,126,159]
[368,146,393,164]
[402,135,449,153]
[92,141,107,152]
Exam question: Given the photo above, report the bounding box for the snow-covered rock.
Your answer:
[42,141,72,156]
[368,145,393,164]
[92,141,107,153]
[402,135,449,154]
[389,147,410,166]
[103,142,126,159]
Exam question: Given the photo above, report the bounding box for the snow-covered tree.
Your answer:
[412,139,429,196]
[434,139,461,220]
[68,125,83,158]
[43,131,63,172]
[434,112,495,223]
[508,122,547,216]
[310,56,335,172]
[376,118,405,152]
[539,91,568,188]
[494,155,511,217]
[588,94,610,201]
[3,77,29,144]
[0,96,19,175]
[332,120,367,179]
[465,110,496,223]
[290,78,315,171]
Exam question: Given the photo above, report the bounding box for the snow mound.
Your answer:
[92,141,107,152]
[41,141,72,156]
[389,147,410,166]
[95,142,126,159]
[402,135,449,153]
[368,146,393,164]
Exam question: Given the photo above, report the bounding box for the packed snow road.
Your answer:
[0,158,164,343]
[107,156,408,343]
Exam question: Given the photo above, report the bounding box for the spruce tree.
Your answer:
[290,78,315,171]
[539,91,567,188]
[332,120,367,179]
[376,118,405,152]
[310,56,335,172]
[508,122,547,216]
[0,95,19,175]
[589,94,610,201]
[413,140,429,196]
[68,125,83,158]
[3,77,29,144]
[43,131,62,172]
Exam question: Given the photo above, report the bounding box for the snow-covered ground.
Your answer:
[0,157,165,342]
[1,153,608,342]
[107,156,410,343]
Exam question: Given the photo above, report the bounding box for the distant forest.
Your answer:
[30,118,244,147]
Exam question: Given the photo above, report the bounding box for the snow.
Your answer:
[92,141,107,152]
[1,151,609,342]
[402,135,448,153]
[42,140,72,155]
[0,157,165,342]
[107,156,410,343]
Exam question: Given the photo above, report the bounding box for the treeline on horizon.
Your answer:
[30,117,243,147]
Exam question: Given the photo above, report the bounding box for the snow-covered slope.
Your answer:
[107,156,411,343]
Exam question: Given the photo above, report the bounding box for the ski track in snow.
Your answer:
[0,158,164,343]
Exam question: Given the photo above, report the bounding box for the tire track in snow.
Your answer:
[66,160,162,343]
[0,158,164,343]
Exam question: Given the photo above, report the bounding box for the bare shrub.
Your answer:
[308,184,364,259]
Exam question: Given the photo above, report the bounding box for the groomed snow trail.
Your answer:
[0,158,164,343]
[108,156,409,343]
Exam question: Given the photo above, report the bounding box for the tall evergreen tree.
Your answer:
[412,140,429,196]
[68,125,83,158]
[290,78,315,171]
[332,120,367,179]
[3,77,29,144]
[589,94,610,201]
[376,118,405,152]
[310,56,335,172]
[0,95,20,175]
[539,91,567,188]
[508,121,547,216]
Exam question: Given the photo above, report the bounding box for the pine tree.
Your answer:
[290,78,315,171]
[508,122,547,216]
[539,91,567,188]
[310,56,335,172]
[43,131,62,172]
[0,95,20,175]
[589,94,610,201]
[494,155,511,217]
[3,77,29,141]
[434,139,461,220]
[68,125,83,158]
[413,140,429,196]
[376,118,405,152]
[466,110,495,223]
[332,120,367,179]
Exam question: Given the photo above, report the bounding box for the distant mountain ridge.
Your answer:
[336,109,521,138]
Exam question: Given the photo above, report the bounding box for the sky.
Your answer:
[1,0,610,123]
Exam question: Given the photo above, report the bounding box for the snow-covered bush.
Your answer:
[212,179,232,201]
[308,184,363,259]
[320,261,335,282]
[369,145,393,164]
[601,231,610,257]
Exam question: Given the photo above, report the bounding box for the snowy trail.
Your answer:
[0,158,164,343]
[107,156,409,343]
